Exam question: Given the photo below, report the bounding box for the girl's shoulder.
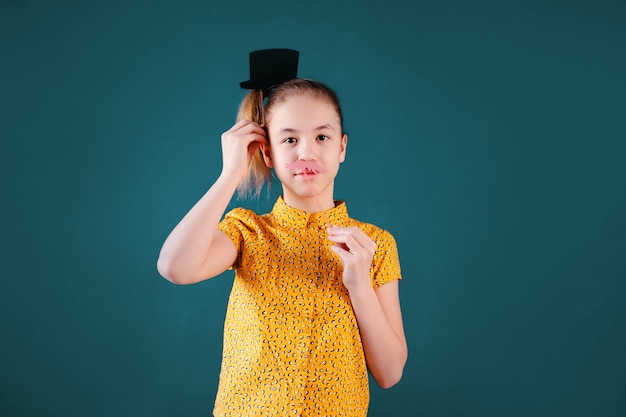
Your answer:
[224,206,260,219]
[222,207,267,226]
[221,207,279,232]
[348,217,397,244]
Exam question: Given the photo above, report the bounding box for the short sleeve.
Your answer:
[217,208,245,252]
[217,208,250,268]
[370,229,402,288]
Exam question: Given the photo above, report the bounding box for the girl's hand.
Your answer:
[327,226,377,291]
[220,119,267,181]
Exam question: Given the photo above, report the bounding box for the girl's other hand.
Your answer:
[220,119,267,181]
[327,226,376,291]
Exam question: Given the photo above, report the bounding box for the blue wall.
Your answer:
[2,1,625,416]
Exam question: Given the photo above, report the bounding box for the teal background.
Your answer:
[1,0,625,416]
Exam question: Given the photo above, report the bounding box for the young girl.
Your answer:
[158,74,407,416]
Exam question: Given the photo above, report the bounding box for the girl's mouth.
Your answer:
[285,160,326,174]
[295,169,318,178]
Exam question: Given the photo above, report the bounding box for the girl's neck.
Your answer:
[282,191,335,213]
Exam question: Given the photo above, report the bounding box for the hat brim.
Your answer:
[240,78,296,91]
[239,80,264,90]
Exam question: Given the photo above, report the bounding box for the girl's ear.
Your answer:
[339,134,348,163]
[260,141,273,168]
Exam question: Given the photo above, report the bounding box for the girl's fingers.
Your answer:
[225,121,265,140]
[219,120,268,179]
[327,227,377,256]
[230,119,266,137]
[328,227,376,250]
[222,123,267,153]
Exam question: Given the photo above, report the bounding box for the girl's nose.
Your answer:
[297,138,315,160]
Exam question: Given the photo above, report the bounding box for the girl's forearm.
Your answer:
[157,173,240,284]
[348,283,408,389]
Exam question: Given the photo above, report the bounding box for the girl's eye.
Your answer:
[283,137,297,144]
[317,135,329,141]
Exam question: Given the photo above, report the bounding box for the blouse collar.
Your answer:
[272,196,350,230]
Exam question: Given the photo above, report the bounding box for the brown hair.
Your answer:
[236,78,343,198]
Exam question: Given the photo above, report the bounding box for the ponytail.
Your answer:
[235,90,271,198]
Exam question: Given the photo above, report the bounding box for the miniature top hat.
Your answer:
[239,48,299,93]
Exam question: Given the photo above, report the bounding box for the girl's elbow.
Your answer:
[157,256,214,285]
[374,350,407,389]
[157,257,191,285]
[375,368,404,389]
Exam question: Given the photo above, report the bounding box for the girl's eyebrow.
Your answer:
[277,124,336,134]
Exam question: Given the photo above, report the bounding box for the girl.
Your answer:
[158,76,407,416]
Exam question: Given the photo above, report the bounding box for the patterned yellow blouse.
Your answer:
[214,197,401,417]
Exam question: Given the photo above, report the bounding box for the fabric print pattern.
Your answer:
[214,197,401,417]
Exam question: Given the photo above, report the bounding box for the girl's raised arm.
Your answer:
[157,120,266,284]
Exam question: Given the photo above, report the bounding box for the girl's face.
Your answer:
[261,93,347,211]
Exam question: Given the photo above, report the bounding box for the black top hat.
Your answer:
[240,48,299,93]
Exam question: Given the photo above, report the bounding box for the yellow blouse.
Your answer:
[215,197,401,417]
